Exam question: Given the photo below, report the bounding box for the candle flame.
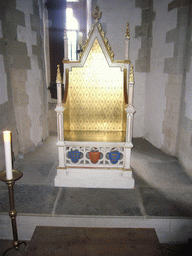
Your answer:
[3,131,11,142]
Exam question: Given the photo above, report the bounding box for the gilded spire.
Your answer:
[92,6,102,23]
[56,65,62,84]
[128,65,134,83]
[125,23,130,39]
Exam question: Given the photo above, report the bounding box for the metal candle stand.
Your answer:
[0,169,27,255]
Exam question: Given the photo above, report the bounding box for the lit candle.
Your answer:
[3,131,13,179]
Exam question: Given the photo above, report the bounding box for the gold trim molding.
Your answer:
[56,65,62,84]
[128,65,134,83]
[125,23,130,39]
[79,23,115,61]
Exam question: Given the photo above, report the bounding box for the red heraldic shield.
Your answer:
[89,151,100,164]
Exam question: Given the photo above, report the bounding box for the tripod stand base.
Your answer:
[0,170,26,255]
[3,240,27,256]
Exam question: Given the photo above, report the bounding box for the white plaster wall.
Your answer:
[178,34,192,178]
[0,20,8,105]
[96,0,140,61]
[144,0,177,148]
[95,0,145,137]
[184,7,192,121]
[185,59,192,120]
[0,20,2,38]
[16,0,43,146]
[0,55,8,105]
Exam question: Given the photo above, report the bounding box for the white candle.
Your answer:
[3,131,13,179]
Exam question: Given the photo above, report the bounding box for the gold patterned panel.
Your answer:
[64,38,125,132]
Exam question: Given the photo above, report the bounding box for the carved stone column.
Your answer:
[54,65,66,174]
[124,65,135,171]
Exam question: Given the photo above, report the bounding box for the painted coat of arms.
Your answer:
[69,150,81,163]
[89,148,100,164]
[109,150,120,164]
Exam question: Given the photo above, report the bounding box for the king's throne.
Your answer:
[54,8,135,189]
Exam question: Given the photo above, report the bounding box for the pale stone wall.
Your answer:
[162,1,189,156]
[172,1,192,178]
[16,0,49,148]
[142,0,192,177]
[137,0,192,177]
[0,0,23,170]
[96,0,192,177]
[0,0,49,171]
[144,0,177,149]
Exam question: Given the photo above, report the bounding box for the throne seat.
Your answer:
[64,130,126,142]
[54,10,135,189]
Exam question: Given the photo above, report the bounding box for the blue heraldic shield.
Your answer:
[109,151,120,164]
[69,150,81,163]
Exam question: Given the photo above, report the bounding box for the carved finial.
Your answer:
[92,6,102,23]
[129,65,134,83]
[125,23,130,39]
[56,65,62,84]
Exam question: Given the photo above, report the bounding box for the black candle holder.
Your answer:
[0,169,27,255]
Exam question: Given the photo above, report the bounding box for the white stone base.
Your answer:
[1,214,192,243]
[54,168,135,189]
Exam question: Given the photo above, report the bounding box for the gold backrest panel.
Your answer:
[64,38,126,132]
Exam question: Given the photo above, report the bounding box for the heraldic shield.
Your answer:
[109,150,120,164]
[89,148,100,164]
[69,149,81,163]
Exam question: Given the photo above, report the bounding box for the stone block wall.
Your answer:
[142,0,192,177]
[96,0,192,177]
[175,0,192,178]
[135,0,156,72]
[0,0,49,171]
[162,0,192,177]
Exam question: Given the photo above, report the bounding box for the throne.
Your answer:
[54,8,135,189]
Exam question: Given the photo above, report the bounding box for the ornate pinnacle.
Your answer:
[92,6,102,23]
[128,65,134,83]
[56,65,62,84]
[125,23,130,39]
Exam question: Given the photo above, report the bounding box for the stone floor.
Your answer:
[0,136,192,218]
[0,237,191,256]
[0,135,192,255]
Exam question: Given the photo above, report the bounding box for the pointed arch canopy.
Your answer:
[63,24,127,141]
